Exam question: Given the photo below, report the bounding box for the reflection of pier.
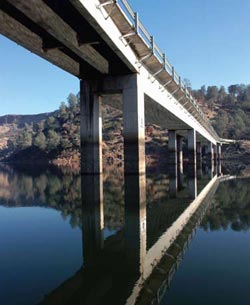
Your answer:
[39,167,231,305]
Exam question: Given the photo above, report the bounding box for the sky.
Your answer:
[1,0,250,115]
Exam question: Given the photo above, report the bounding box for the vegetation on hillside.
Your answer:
[2,83,250,164]
[192,84,250,139]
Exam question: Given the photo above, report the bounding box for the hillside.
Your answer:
[1,84,250,167]
[0,93,168,168]
[192,84,250,139]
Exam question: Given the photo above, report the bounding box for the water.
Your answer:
[0,162,249,305]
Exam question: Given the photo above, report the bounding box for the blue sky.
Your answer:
[1,0,250,115]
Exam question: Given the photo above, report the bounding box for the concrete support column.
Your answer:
[80,80,102,174]
[197,142,202,163]
[168,130,177,165]
[213,144,217,164]
[187,163,197,199]
[123,74,145,174]
[188,129,197,164]
[197,160,202,180]
[168,131,178,197]
[124,173,146,273]
[81,174,104,266]
[217,143,222,161]
[177,135,183,173]
[169,163,178,198]
[206,142,214,165]
[217,160,222,176]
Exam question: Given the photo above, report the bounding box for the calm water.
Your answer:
[0,162,249,305]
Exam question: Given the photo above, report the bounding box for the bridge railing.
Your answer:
[115,0,219,141]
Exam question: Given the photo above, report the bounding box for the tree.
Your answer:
[47,130,61,151]
[33,131,46,150]
[18,127,32,149]
[206,86,218,100]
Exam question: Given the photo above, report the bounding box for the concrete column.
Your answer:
[123,74,145,174]
[217,143,222,161]
[80,80,102,174]
[168,130,177,165]
[206,142,214,165]
[177,162,184,191]
[197,160,202,180]
[197,142,202,163]
[81,174,104,267]
[213,144,217,164]
[217,160,222,176]
[169,162,178,198]
[187,163,197,199]
[177,135,183,173]
[188,129,196,164]
[124,173,146,274]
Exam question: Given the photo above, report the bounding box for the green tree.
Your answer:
[47,130,61,151]
[33,131,46,150]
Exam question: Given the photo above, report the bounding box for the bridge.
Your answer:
[0,0,227,175]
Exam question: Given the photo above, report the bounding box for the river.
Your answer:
[0,162,249,305]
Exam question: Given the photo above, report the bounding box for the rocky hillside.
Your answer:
[2,84,250,167]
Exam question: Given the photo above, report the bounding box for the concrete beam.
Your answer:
[0,8,80,76]
[4,0,109,74]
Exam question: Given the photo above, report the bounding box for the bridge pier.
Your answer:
[187,129,197,164]
[187,163,197,199]
[217,143,222,161]
[206,142,214,166]
[213,144,217,164]
[169,163,178,198]
[81,174,104,266]
[177,135,184,173]
[80,80,103,174]
[168,131,178,197]
[168,130,177,166]
[123,74,146,174]
[124,173,146,272]
[197,142,202,163]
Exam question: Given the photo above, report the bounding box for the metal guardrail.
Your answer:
[114,0,220,141]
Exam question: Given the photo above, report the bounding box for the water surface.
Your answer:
[0,163,249,305]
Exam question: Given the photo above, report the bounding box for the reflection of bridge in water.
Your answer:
[38,162,232,305]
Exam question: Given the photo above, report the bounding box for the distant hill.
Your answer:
[2,84,250,166]
[0,112,55,127]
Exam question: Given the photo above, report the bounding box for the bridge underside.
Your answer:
[103,93,209,143]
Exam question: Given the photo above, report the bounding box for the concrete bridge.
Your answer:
[0,0,227,175]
